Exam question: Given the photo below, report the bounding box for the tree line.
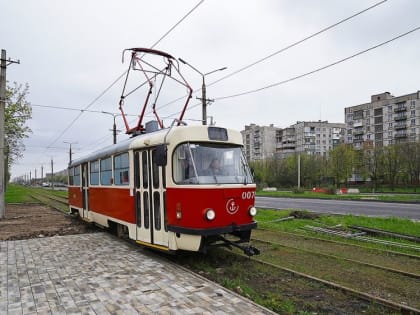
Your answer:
[249,142,420,191]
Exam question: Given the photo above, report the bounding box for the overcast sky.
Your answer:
[2,0,419,179]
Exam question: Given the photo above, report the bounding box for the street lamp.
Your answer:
[178,58,226,125]
[102,111,121,144]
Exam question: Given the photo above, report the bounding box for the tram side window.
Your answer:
[68,168,74,185]
[73,166,81,186]
[100,157,112,185]
[90,160,99,185]
[114,153,129,186]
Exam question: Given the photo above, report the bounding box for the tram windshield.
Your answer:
[172,142,253,184]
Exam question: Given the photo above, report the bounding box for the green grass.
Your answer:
[5,184,35,203]
[46,188,68,198]
[256,209,420,238]
[5,184,68,203]
[257,190,420,202]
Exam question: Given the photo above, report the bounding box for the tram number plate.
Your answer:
[242,191,255,200]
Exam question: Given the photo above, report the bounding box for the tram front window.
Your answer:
[173,143,253,184]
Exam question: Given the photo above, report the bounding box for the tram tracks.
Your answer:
[247,252,420,314]
[21,191,420,313]
[253,236,420,280]
[29,191,69,213]
[248,230,420,313]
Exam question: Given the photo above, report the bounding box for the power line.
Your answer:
[45,70,127,149]
[43,0,205,150]
[214,26,420,101]
[149,0,205,49]
[32,103,120,115]
[155,0,388,112]
[207,0,388,88]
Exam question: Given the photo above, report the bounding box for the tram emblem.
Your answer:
[226,199,239,214]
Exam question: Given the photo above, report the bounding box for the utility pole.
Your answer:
[51,158,54,190]
[178,58,226,125]
[64,141,77,164]
[0,49,19,219]
[102,112,121,144]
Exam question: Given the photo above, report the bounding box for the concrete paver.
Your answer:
[0,233,274,314]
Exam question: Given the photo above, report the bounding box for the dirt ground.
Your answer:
[0,204,96,241]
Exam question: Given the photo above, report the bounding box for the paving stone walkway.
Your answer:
[0,233,274,314]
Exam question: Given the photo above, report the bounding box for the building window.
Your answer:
[411,110,416,117]
[411,119,416,126]
[374,108,383,116]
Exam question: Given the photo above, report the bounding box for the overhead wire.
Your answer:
[155,0,389,112]
[214,26,420,101]
[207,0,388,88]
[42,0,205,150]
[44,70,127,149]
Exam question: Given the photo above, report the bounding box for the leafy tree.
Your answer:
[400,142,420,189]
[382,144,402,190]
[4,82,32,181]
[363,146,385,191]
[328,144,355,187]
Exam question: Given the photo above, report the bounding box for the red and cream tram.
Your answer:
[68,124,259,255]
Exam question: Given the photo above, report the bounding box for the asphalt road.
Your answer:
[255,196,420,220]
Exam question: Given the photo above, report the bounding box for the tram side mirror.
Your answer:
[155,144,167,166]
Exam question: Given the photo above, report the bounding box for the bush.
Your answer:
[292,187,305,194]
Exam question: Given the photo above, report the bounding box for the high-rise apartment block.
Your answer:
[344,91,420,148]
[242,124,278,161]
[242,121,345,161]
[277,121,345,158]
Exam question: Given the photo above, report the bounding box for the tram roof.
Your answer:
[69,125,243,167]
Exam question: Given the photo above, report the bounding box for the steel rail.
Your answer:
[29,193,69,214]
[305,225,420,251]
[256,228,420,259]
[251,237,420,280]
[246,254,420,315]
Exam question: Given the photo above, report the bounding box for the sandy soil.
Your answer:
[0,204,96,241]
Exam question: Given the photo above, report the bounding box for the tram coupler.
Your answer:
[219,236,260,257]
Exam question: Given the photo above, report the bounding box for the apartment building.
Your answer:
[276,121,345,159]
[242,121,345,161]
[241,124,278,161]
[344,91,420,148]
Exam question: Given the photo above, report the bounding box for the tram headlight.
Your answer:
[205,208,216,221]
[248,206,257,217]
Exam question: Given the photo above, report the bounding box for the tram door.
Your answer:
[134,149,168,248]
[81,163,89,219]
